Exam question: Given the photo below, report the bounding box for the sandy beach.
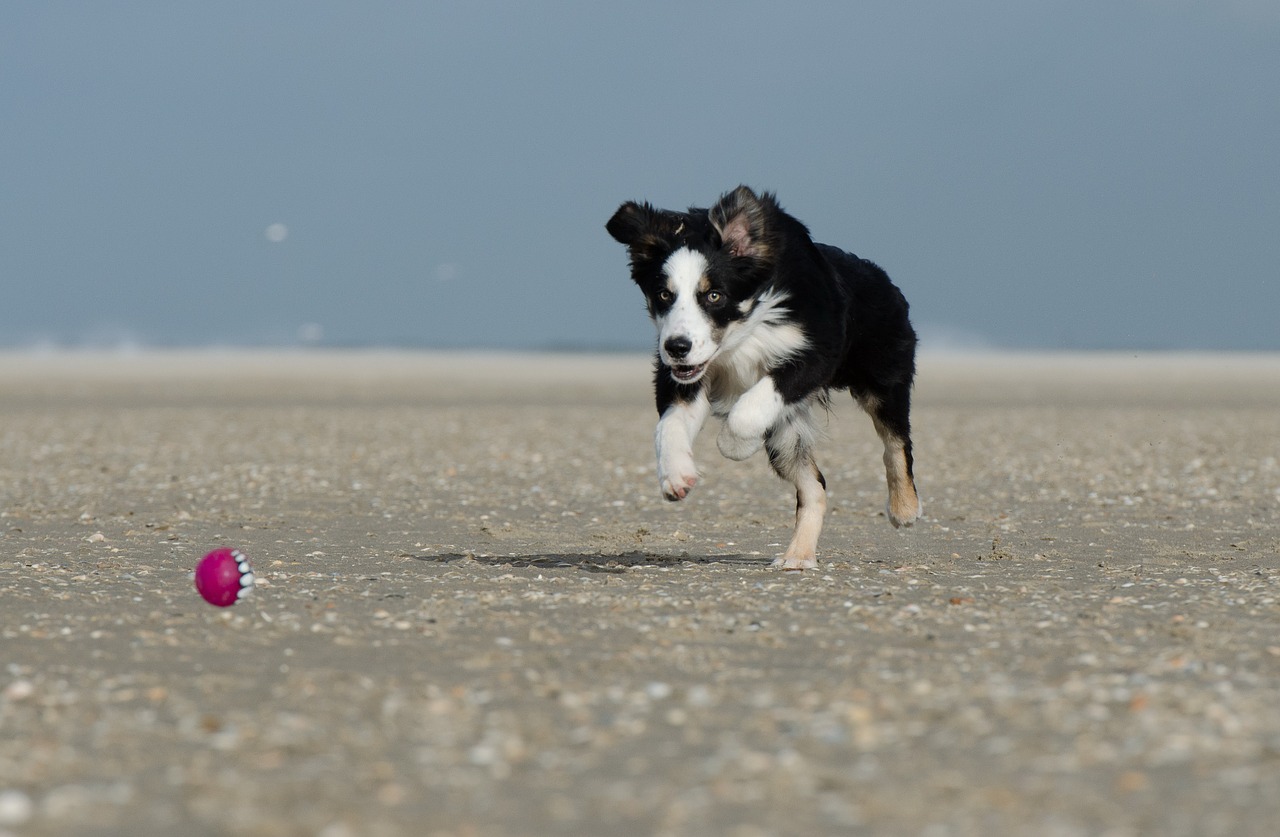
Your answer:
[2,349,1279,837]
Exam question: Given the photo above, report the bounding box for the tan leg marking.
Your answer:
[872,418,921,528]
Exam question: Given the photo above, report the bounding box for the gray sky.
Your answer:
[3,1,1278,351]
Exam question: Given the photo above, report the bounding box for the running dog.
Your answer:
[605,185,921,569]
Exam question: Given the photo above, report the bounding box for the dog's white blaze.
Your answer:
[658,248,715,366]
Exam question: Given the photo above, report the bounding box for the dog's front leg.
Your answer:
[655,390,709,501]
[718,377,785,461]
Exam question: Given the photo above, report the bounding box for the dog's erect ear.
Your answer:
[709,185,775,263]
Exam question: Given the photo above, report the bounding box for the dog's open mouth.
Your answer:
[670,362,707,382]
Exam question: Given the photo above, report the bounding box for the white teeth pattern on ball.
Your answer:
[231,550,255,597]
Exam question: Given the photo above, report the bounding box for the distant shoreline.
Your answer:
[3,349,1277,410]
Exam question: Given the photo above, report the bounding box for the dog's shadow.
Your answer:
[412,551,765,573]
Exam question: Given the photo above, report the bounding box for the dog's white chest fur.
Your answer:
[705,290,808,415]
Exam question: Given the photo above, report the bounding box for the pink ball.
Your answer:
[194,548,255,607]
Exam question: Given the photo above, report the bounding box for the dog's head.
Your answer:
[606,186,782,384]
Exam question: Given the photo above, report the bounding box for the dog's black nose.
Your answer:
[664,336,692,360]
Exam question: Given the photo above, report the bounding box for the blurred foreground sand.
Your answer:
[2,351,1278,836]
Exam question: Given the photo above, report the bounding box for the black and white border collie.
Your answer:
[606,185,921,570]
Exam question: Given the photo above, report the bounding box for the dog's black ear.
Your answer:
[605,201,654,245]
[606,201,682,243]
[709,185,776,263]
[606,201,685,266]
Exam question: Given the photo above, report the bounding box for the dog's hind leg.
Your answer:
[857,385,921,528]
[765,412,827,570]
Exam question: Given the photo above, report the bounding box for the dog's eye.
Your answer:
[657,290,673,303]
[705,291,722,304]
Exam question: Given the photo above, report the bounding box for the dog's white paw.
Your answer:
[718,382,782,461]
[717,425,764,461]
[658,457,698,501]
[772,553,817,571]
